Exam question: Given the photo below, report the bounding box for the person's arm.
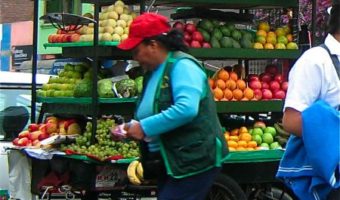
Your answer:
[282,107,302,137]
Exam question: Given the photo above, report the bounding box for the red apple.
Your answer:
[249,80,262,90]
[269,81,281,91]
[260,73,272,83]
[28,123,39,132]
[274,90,286,99]
[184,32,191,42]
[190,40,202,48]
[262,89,273,100]
[265,64,279,75]
[29,130,42,141]
[18,130,30,138]
[261,82,270,89]
[12,138,20,146]
[173,21,185,31]
[184,23,196,34]
[48,35,54,43]
[248,74,260,82]
[274,74,283,83]
[38,132,50,141]
[202,42,211,48]
[62,34,69,43]
[253,89,262,100]
[17,137,30,146]
[192,31,203,43]
[281,81,288,91]
[254,121,266,129]
[39,124,47,134]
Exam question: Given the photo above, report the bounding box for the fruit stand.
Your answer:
[7,0,304,199]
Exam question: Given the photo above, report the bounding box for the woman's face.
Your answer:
[132,40,164,71]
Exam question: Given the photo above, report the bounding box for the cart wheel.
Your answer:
[266,187,295,200]
[206,174,247,200]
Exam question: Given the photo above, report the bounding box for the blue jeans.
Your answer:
[157,167,221,200]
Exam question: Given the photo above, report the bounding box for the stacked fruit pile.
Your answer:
[61,118,140,161]
[48,25,81,43]
[37,63,90,97]
[78,0,137,42]
[224,121,286,151]
[127,160,144,185]
[253,22,298,50]
[12,116,81,148]
[172,21,211,48]
[247,64,288,100]
[210,69,255,101]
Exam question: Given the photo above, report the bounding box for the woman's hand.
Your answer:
[125,121,145,140]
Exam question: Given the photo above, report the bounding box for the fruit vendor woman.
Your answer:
[117,13,228,199]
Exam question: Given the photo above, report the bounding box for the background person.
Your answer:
[117,13,228,199]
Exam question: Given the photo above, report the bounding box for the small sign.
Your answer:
[95,165,127,190]
[11,45,32,67]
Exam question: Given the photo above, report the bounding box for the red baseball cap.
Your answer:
[117,13,171,50]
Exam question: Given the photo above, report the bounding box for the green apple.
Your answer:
[264,126,277,137]
[286,42,298,50]
[277,36,288,45]
[275,43,286,49]
[260,143,270,150]
[252,134,262,145]
[262,133,274,144]
[270,141,281,150]
[252,127,263,136]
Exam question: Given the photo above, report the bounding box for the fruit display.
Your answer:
[48,25,81,43]
[61,118,140,161]
[224,121,288,151]
[12,116,81,148]
[210,68,255,101]
[127,160,144,185]
[172,21,211,48]
[247,64,288,100]
[253,22,298,50]
[78,0,137,42]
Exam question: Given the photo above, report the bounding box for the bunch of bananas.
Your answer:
[127,160,144,185]
[274,122,290,147]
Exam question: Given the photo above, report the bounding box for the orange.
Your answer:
[229,72,239,81]
[238,140,248,148]
[224,132,230,140]
[215,79,226,90]
[241,97,249,101]
[227,140,238,148]
[286,34,293,42]
[223,89,233,100]
[236,146,246,151]
[236,79,246,90]
[258,22,270,32]
[244,88,254,100]
[266,35,277,45]
[264,43,275,49]
[217,69,229,81]
[229,147,236,151]
[220,98,229,101]
[230,128,239,136]
[239,126,248,134]
[229,135,239,142]
[239,133,252,142]
[213,87,224,100]
[256,30,267,37]
[267,31,276,38]
[225,80,237,90]
[232,89,244,100]
[246,147,255,151]
[247,141,258,148]
[208,78,215,89]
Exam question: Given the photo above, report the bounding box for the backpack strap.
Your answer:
[319,44,340,80]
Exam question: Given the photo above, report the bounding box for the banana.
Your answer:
[127,160,141,185]
[136,161,144,181]
[274,123,290,138]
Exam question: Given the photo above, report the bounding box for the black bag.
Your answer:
[140,141,166,180]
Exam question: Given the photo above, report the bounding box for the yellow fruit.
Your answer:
[266,35,277,45]
[256,36,266,45]
[264,43,275,49]
[256,30,267,37]
[239,126,248,134]
[275,43,286,49]
[286,42,299,50]
[277,35,288,45]
[282,25,291,35]
[258,22,270,32]
[275,28,285,37]
[253,42,264,49]
[267,31,276,38]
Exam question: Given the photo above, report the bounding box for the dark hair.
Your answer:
[328,4,340,34]
[142,29,188,52]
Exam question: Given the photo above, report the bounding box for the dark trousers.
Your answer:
[328,188,340,200]
[157,167,221,200]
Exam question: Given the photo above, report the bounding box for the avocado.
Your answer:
[220,26,231,37]
[240,39,253,48]
[212,28,223,41]
[198,28,211,42]
[211,19,220,27]
[225,23,236,31]
[242,31,254,42]
[231,30,242,41]
[220,37,233,48]
[198,19,214,33]
[231,39,241,48]
[210,37,221,48]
